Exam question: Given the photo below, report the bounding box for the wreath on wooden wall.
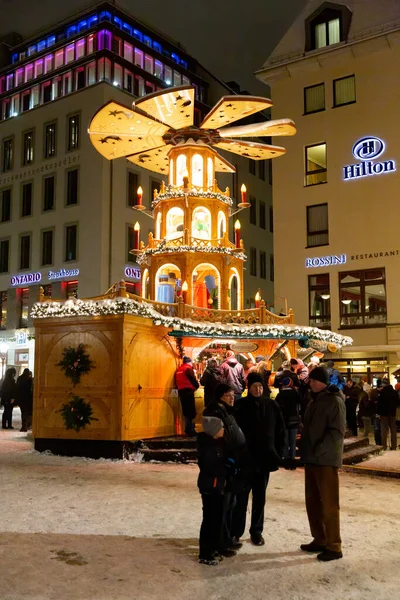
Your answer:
[58,395,98,432]
[56,343,94,386]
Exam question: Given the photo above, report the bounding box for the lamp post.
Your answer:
[0,343,8,379]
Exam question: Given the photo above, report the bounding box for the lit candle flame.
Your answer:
[234,220,241,230]
[134,222,140,231]
[182,281,188,291]
[240,184,247,193]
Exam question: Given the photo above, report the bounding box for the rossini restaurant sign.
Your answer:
[306,250,399,268]
[343,137,396,180]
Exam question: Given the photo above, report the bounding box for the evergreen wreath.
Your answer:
[58,395,98,432]
[56,343,94,386]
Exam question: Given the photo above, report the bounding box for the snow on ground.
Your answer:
[0,422,400,600]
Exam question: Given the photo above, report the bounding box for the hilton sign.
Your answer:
[343,137,396,180]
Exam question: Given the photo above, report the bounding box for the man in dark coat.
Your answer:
[276,376,302,469]
[1,367,17,429]
[175,356,199,436]
[16,368,33,432]
[377,379,398,450]
[220,351,246,403]
[300,366,346,562]
[343,379,360,437]
[231,372,285,546]
[200,359,223,407]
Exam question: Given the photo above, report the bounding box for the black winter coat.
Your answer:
[276,388,302,429]
[377,385,399,417]
[16,375,33,411]
[203,401,247,465]
[0,379,17,405]
[200,366,224,406]
[235,394,285,473]
[197,432,227,494]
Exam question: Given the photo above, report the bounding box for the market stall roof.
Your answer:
[168,330,307,341]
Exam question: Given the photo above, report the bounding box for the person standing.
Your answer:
[16,368,33,432]
[358,386,374,437]
[1,367,17,429]
[326,360,345,391]
[231,372,285,546]
[370,380,383,445]
[175,356,199,437]
[220,351,246,404]
[249,360,271,400]
[300,366,346,562]
[276,377,302,469]
[377,378,398,451]
[200,359,223,407]
[343,379,359,436]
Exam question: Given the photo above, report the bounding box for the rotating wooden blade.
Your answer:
[88,101,169,160]
[200,95,273,130]
[134,85,195,129]
[127,144,172,175]
[214,139,286,160]
[219,118,297,138]
[214,153,235,173]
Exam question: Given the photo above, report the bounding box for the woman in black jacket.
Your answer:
[200,359,223,406]
[276,377,302,469]
[1,367,17,429]
[16,368,33,432]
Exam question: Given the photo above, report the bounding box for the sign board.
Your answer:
[343,136,396,180]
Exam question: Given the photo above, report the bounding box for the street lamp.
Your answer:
[0,343,8,379]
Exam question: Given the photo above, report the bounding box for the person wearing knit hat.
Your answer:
[231,365,285,547]
[275,376,302,470]
[202,416,224,438]
[175,356,199,436]
[255,355,265,364]
[300,362,346,562]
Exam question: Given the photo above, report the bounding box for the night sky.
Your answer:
[0,0,305,94]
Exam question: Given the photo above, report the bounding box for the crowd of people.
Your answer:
[0,367,33,431]
[175,351,400,567]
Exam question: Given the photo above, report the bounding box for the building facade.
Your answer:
[0,1,273,373]
[256,0,400,381]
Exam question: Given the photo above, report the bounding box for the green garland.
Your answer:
[56,343,94,386]
[58,395,98,432]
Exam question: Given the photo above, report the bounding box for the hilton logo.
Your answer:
[343,137,396,180]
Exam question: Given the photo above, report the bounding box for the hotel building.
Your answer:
[0,1,273,372]
[256,0,400,381]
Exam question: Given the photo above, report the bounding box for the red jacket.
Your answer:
[176,363,199,391]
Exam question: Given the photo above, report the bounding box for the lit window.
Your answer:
[113,63,123,87]
[44,54,53,74]
[309,274,331,329]
[2,139,13,172]
[63,72,72,95]
[192,154,203,187]
[305,143,327,186]
[306,203,329,247]
[15,68,24,86]
[23,131,34,165]
[44,123,56,158]
[173,71,182,86]
[65,44,75,64]
[87,34,96,54]
[144,55,153,74]
[154,60,163,78]
[34,59,43,78]
[333,75,356,107]
[20,288,29,326]
[30,86,40,109]
[124,42,133,62]
[6,74,14,91]
[55,49,64,69]
[176,154,187,186]
[0,291,7,327]
[164,65,172,84]
[68,115,80,151]
[192,206,211,240]
[166,207,184,240]
[87,61,96,86]
[134,48,143,68]
[52,77,62,99]
[304,83,325,114]
[340,268,386,328]
[76,38,86,60]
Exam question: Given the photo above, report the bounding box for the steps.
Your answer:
[342,436,383,465]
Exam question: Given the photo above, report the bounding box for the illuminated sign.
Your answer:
[305,254,346,268]
[124,266,141,280]
[343,137,396,180]
[48,268,79,280]
[11,272,42,286]
[16,332,28,346]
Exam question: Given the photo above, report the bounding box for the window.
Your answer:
[1,189,11,222]
[249,195,257,225]
[20,288,29,327]
[259,202,266,230]
[250,247,257,276]
[67,114,80,151]
[304,83,325,114]
[20,234,31,269]
[3,139,13,172]
[314,17,340,48]
[66,280,78,299]
[259,161,265,181]
[269,206,274,233]
[21,182,33,217]
[43,176,55,211]
[42,230,53,265]
[127,224,135,262]
[333,75,356,107]
[66,169,79,205]
[65,225,77,261]
[306,4,352,52]
[270,254,274,283]
[260,251,267,279]
[339,268,387,328]
[127,171,139,207]
[307,203,328,247]
[0,291,7,329]
[23,131,34,165]
[309,274,331,328]
[305,143,327,186]
[44,123,56,158]
[0,240,9,272]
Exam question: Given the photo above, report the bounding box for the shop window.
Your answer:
[43,284,52,298]
[68,114,80,151]
[1,189,11,222]
[260,251,267,279]
[65,225,77,261]
[43,175,55,211]
[339,268,387,328]
[66,169,79,205]
[66,281,78,298]
[23,131,34,165]
[304,83,325,114]
[249,248,257,276]
[0,240,9,272]
[0,291,7,329]
[305,143,327,186]
[20,234,31,269]
[2,139,13,172]
[20,288,29,327]
[270,254,274,282]
[309,273,331,328]
[307,203,328,247]
[21,182,33,217]
[333,75,356,107]
[44,123,57,158]
[127,171,139,207]
[249,195,257,225]
[42,229,53,266]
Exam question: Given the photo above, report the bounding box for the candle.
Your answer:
[240,183,247,204]
[255,290,261,309]
[182,169,189,190]
[133,221,140,249]
[182,280,188,303]
[136,186,143,206]
[234,220,241,248]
